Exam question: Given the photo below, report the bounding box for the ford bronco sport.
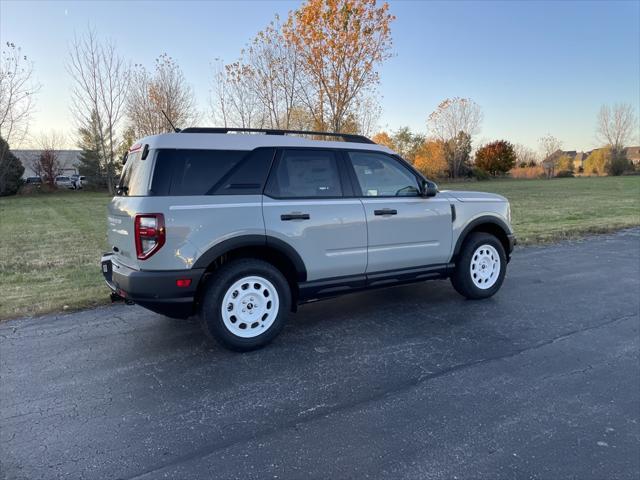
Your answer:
[102,128,515,351]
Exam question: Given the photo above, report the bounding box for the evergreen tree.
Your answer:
[0,136,24,196]
[77,111,107,189]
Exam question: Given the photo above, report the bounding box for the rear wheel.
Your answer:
[451,232,507,299]
[199,259,291,351]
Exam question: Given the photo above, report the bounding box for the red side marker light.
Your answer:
[176,278,192,288]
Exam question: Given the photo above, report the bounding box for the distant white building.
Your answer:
[12,150,82,178]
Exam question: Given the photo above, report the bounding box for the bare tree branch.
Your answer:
[0,41,41,147]
[427,97,482,177]
[514,143,539,166]
[127,53,199,136]
[34,131,66,186]
[538,134,563,178]
[67,29,129,194]
[427,97,483,142]
[596,103,638,154]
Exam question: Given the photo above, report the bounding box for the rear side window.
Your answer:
[118,151,146,196]
[265,149,343,198]
[151,148,275,196]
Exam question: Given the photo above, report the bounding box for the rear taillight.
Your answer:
[134,214,165,260]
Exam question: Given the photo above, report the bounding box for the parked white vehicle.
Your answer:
[70,174,85,189]
[55,176,75,189]
[102,128,516,351]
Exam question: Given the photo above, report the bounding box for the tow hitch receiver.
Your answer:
[110,291,134,305]
[103,255,135,305]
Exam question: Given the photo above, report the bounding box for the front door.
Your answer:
[262,149,367,282]
[346,151,452,273]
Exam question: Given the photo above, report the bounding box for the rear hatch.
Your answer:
[107,148,153,269]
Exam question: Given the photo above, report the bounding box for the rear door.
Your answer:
[346,151,452,273]
[262,148,367,281]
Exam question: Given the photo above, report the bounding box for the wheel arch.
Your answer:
[192,235,306,309]
[452,216,512,262]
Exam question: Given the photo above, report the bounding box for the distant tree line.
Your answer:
[373,100,638,181]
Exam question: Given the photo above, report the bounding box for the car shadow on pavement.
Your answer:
[143,277,495,361]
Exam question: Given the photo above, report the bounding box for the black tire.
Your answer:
[199,258,291,351]
[450,232,507,300]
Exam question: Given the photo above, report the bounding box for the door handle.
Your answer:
[280,213,310,221]
[374,209,397,216]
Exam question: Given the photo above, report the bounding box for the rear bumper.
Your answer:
[101,253,204,318]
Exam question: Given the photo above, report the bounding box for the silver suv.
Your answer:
[101,128,515,351]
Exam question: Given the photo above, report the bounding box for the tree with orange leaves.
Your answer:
[372,131,394,149]
[414,140,448,179]
[372,127,424,163]
[284,0,395,132]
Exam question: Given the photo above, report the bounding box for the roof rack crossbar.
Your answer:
[179,127,375,144]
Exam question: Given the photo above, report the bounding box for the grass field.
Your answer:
[1,176,639,320]
[0,191,110,320]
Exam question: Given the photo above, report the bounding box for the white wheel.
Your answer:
[470,244,501,289]
[221,275,280,338]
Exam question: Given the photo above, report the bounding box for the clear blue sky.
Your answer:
[1,0,638,151]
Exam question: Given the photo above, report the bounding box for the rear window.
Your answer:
[150,148,275,196]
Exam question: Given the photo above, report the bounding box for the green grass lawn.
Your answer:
[0,191,110,320]
[1,176,639,320]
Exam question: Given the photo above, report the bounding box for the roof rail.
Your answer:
[179,127,375,144]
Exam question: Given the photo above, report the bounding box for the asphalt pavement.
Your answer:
[1,229,639,480]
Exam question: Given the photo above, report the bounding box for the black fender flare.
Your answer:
[192,234,307,282]
[453,216,513,259]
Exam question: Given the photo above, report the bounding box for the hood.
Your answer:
[441,190,508,203]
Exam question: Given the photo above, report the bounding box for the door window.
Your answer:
[348,151,420,197]
[265,149,343,198]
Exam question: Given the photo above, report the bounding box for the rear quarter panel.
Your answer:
[109,195,265,271]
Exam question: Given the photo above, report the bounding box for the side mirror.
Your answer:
[421,180,438,197]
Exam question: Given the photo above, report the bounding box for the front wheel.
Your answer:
[450,232,507,299]
[199,259,291,351]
